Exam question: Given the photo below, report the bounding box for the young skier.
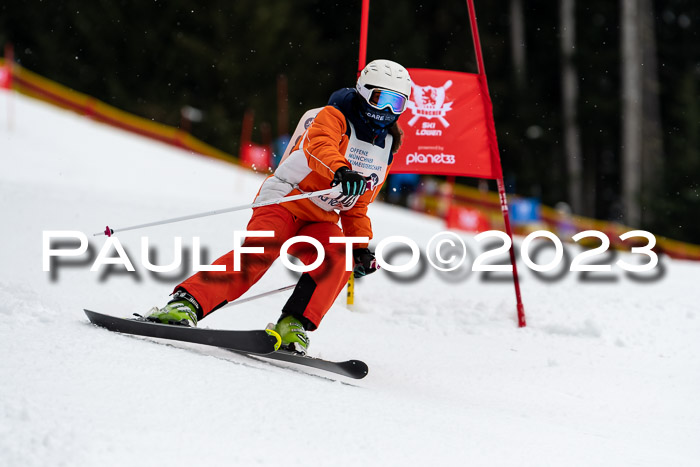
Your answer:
[146,59,412,354]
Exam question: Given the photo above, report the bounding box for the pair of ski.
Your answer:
[84,310,368,380]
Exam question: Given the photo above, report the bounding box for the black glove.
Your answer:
[331,166,368,197]
[353,248,379,278]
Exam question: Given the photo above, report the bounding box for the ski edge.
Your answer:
[234,349,369,379]
[83,309,278,355]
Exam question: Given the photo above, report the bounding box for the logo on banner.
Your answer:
[406,80,454,128]
[395,69,496,178]
[405,152,456,166]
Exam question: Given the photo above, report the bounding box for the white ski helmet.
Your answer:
[356,59,412,115]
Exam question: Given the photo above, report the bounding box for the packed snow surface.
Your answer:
[1,90,699,466]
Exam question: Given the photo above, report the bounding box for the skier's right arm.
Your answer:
[301,106,351,181]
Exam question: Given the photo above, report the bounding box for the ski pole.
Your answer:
[223,284,296,308]
[94,187,340,237]
[346,274,354,306]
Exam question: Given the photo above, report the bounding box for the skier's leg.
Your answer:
[175,205,300,319]
[280,222,352,330]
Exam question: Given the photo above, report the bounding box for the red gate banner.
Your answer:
[0,65,10,89]
[393,68,495,179]
[446,205,491,233]
[240,142,271,171]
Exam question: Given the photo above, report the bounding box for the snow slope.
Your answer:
[1,90,699,466]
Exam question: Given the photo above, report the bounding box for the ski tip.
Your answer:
[348,360,369,378]
[83,309,109,327]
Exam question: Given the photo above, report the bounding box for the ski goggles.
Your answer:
[357,86,408,114]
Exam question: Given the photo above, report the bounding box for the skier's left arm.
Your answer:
[340,122,403,277]
[340,201,380,278]
[338,153,392,245]
[339,164,393,277]
[339,200,372,246]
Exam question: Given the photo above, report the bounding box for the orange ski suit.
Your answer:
[176,104,393,329]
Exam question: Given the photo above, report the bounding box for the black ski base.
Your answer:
[236,349,369,379]
[84,309,278,355]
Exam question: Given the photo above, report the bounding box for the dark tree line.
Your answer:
[1,0,698,243]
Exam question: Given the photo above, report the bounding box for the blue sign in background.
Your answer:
[510,198,541,225]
